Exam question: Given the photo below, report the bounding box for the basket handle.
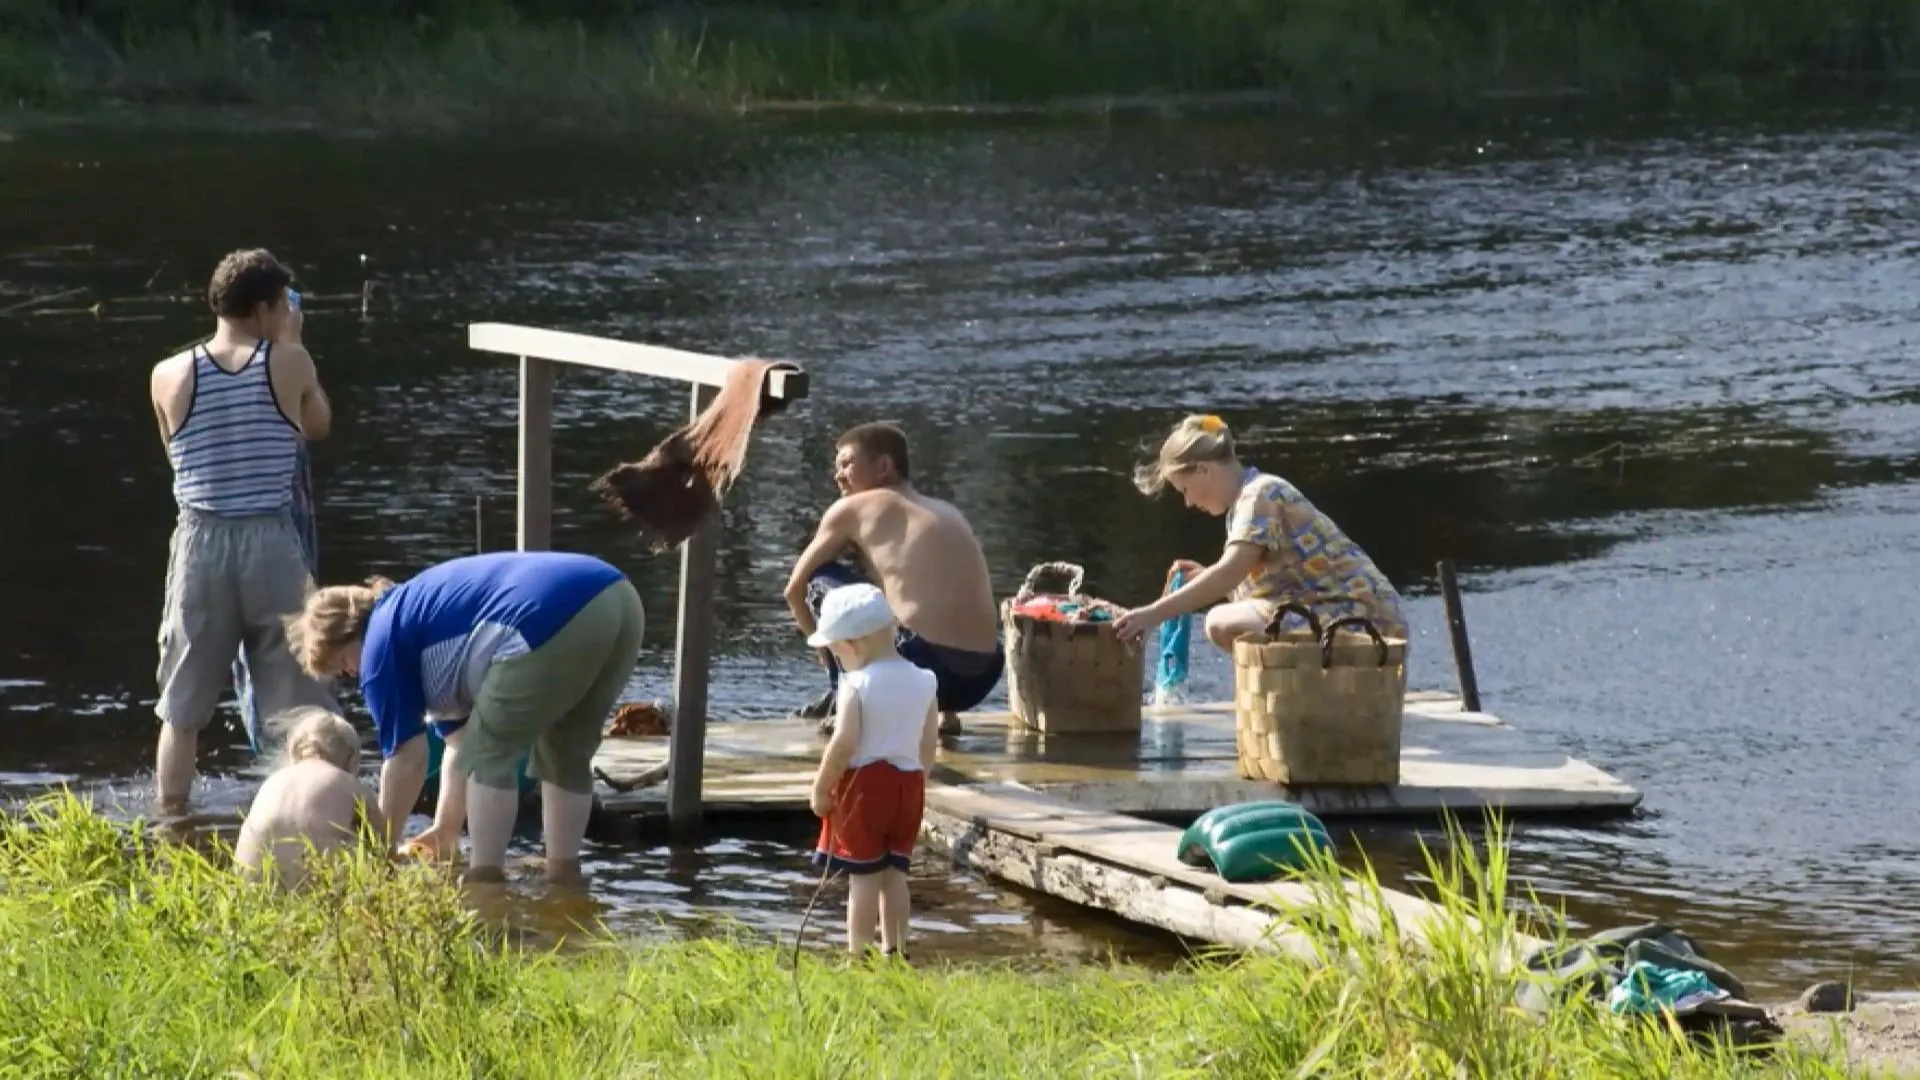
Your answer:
[1016,561,1085,602]
[1260,602,1324,640]
[1318,615,1390,669]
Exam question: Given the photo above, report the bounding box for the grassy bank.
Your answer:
[0,794,1860,1077]
[0,1,1917,133]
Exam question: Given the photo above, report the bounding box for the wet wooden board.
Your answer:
[591,695,1642,820]
[919,782,1547,958]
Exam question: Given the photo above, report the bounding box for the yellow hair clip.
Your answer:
[1193,414,1226,434]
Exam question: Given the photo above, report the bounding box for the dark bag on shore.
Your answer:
[1518,923,1782,1048]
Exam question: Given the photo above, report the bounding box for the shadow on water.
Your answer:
[4,96,1920,997]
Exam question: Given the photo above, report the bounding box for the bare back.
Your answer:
[839,488,999,652]
[234,761,374,889]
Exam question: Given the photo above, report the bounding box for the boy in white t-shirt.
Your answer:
[807,583,940,959]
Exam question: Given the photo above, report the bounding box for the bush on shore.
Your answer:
[0,793,1857,1077]
[0,0,1916,131]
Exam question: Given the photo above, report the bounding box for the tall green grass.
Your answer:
[0,793,1857,1077]
[1,0,1917,131]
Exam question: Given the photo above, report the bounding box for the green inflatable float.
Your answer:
[1176,801,1337,883]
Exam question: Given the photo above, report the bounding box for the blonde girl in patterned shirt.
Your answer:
[1113,414,1409,652]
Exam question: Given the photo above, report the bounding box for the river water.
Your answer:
[2,97,1918,997]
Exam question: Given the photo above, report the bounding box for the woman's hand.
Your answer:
[400,825,460,863]
[1114,604,1166,645]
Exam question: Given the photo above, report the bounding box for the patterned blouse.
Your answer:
[1224,467,1410,638]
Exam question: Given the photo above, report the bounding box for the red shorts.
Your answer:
[812,761,926,875]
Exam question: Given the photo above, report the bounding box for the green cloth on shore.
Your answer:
[1607,960,1728,1016]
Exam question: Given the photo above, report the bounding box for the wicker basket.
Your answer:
[1002,561,1145,734]
[1231,602,1408,786]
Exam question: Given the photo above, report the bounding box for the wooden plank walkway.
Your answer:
[592,692,1642,822]
[918,782,1548,960]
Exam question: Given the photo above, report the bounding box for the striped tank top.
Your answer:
[167,340,302,516]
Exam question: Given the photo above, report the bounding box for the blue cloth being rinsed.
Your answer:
[239,441,319,755]
[1153,568,1193,705]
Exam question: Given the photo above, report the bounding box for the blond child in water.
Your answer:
[807,583,940,960]
[235,707,387,889]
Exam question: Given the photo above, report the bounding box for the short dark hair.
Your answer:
[837,422,910,481]
[208,249,293,320]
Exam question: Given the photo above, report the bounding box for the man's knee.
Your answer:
[804,560,866,613]
[158,630,237,730]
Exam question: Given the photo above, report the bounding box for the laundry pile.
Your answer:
[1517,923,1784,1048]
[1008,595,1119,623]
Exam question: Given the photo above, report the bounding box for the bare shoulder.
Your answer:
[270,341,318,378]
[830,489,900,520]
[910,490,977,529]
[149,348,194,392]
[245,767,293,806]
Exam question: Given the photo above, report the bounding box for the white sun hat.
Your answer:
[807,583,897,648]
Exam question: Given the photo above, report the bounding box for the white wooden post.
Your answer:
[517,356,554,552]
[468,324,808,841]
[667,383,719,840]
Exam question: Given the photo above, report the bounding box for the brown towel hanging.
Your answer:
[589,357,800,550]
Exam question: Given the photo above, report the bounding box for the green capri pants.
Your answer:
[461,578,645,795]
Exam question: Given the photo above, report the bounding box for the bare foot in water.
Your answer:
[462,864,508,885]
[544,858,587,887]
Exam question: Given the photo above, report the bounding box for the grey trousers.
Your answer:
[156,507,337,731]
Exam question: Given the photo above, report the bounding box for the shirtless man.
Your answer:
[150,248,339,814]
[784,423,1003,735]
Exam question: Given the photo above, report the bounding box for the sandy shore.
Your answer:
[1779,996,1920,1076]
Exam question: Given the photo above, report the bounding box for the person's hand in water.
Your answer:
[400,825,460,863]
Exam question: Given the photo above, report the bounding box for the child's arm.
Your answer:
[919,698,939,774]
[810,688,862,818]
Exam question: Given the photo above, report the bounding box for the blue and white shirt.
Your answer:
[166,341,302,516]
[359,551,626,758]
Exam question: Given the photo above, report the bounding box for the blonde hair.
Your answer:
[1133,414,1237,495]
[283,575,396,677]
[271,707,360,772]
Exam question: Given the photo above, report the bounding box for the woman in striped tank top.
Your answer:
[148,249,340,814]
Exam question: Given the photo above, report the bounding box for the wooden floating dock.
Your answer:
[590,691,1642,823]
[919,782,1548,959]
[590,692,1632,956]
[591,692,1633,956]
